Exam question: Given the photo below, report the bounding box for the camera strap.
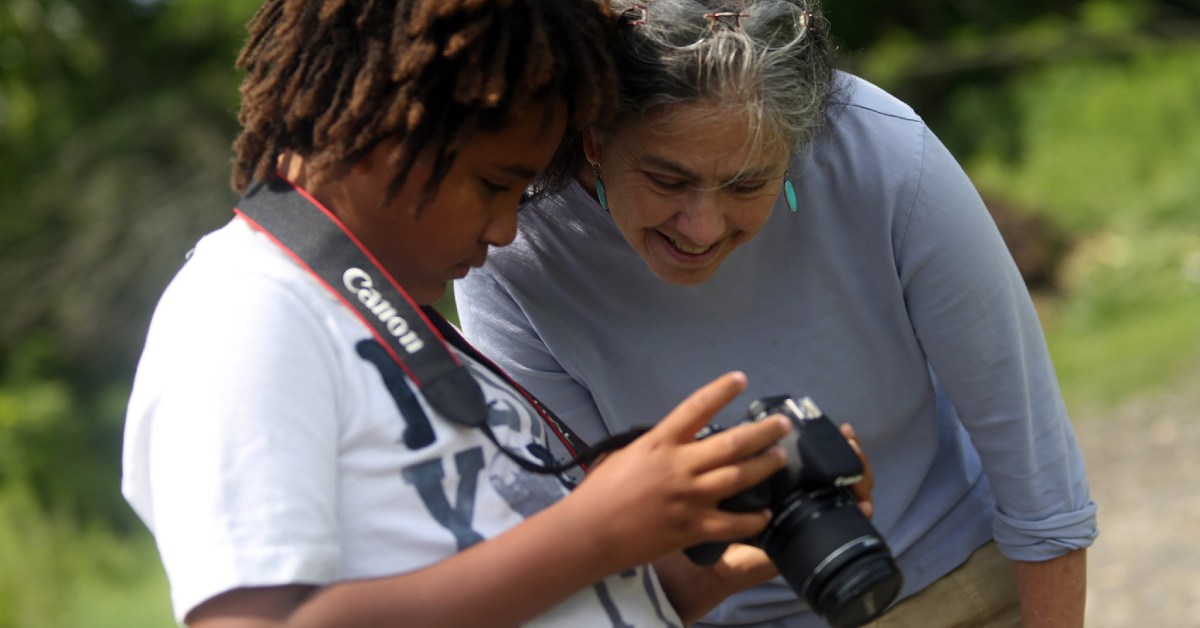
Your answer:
[233,177,592,473]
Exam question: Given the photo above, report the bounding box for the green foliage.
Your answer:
[435,289,460,326]
[1,0,249,376]
[1047,293,1200,410]
[1057,230,1200,324]
[968,45,1200,233]
[1045,228,1200,410]
[931,42,1200,412]
[0,485,172,628]
[0,0,1195,624]
[825,0,1092,51]
[0,332,138,530]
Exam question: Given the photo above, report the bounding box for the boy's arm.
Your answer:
[187,372,790,627]
[188,492,668,627]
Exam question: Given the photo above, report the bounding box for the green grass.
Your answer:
[3,32,1198,628]
[0,486,173,628]
[940,43,1200,418]
[1045,293,1200,415]
[964,44,1200,234]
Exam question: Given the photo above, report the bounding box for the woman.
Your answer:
[121,1,806,625]
[455,1,1097,626]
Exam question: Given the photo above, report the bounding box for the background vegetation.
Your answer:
[1,0,1197,625]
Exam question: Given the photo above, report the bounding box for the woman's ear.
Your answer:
[582,128,604,165]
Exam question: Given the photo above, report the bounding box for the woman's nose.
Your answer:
[672,192,726,247]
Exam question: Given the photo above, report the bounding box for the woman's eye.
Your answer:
[647,174,688,191]
[730,181,767,194]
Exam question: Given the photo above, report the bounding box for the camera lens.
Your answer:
[813,552,903,628]
[762,488,903,628]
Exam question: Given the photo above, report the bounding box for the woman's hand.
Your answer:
[652,543,779,625]
[839,423,875,519]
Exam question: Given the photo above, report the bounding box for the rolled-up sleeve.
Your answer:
[896,125,1099,561]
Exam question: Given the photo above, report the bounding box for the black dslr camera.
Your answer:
[686,395,903,628]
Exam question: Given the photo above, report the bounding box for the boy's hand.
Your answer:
[565,371,791,572]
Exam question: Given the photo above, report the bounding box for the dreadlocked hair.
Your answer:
[231,0,616,205]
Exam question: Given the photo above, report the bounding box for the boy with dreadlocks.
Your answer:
[122,1,798,626]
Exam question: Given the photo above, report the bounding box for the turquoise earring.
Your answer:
[591,163,609,211]
[784,179,797,212]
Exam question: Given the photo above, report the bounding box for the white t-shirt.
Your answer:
[122,217,680,626]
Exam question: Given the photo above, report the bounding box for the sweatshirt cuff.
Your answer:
[992,500,1098,561]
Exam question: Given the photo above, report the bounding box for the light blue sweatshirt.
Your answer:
[455,74,1097,627]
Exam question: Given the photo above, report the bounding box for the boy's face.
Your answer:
[334,99,567,304]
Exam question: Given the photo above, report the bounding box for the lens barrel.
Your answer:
[814,552,904,628]
[762,488,902,628]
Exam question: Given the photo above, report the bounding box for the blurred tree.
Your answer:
[0,0,251,373]
[0,1,1194,623]
[0,0,257,527]
[835,0,1200,124]
[0,0,1196,531]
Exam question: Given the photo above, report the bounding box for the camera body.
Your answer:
[686,395,903,628]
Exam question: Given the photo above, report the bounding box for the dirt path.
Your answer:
[1075,369,1200,626]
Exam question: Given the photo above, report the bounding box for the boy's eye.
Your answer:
[480,179,512,194]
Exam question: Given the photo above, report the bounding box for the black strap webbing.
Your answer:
[233,178,591,468]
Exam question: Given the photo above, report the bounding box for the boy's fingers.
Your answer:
[688,415,790,470]
[693,444,787,497]
[655,372,748,442]
[696,509,773,544]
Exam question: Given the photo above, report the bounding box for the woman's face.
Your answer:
[326,99,567,304]
[587,103,790,286]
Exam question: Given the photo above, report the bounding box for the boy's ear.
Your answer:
[349,150,377,175]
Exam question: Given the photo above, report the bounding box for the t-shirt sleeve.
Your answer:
[895,125,1098,561]
[123,269,344,621]
[454,269,612,450]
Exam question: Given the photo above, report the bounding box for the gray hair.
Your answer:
[530,0,837,197]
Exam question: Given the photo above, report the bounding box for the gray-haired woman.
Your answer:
[456,1,1096,626]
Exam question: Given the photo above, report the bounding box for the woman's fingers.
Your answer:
[692,508,773,545]
[713,543,779,589]
[840,422,875,519]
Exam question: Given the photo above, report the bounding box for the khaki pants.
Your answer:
[865,541,1021,627]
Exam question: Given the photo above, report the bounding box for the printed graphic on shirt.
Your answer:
[465,359,566,517]
[355,338,679,627]
[400,448,487,550]
[355,340,436,449]
[356,338,565,520]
